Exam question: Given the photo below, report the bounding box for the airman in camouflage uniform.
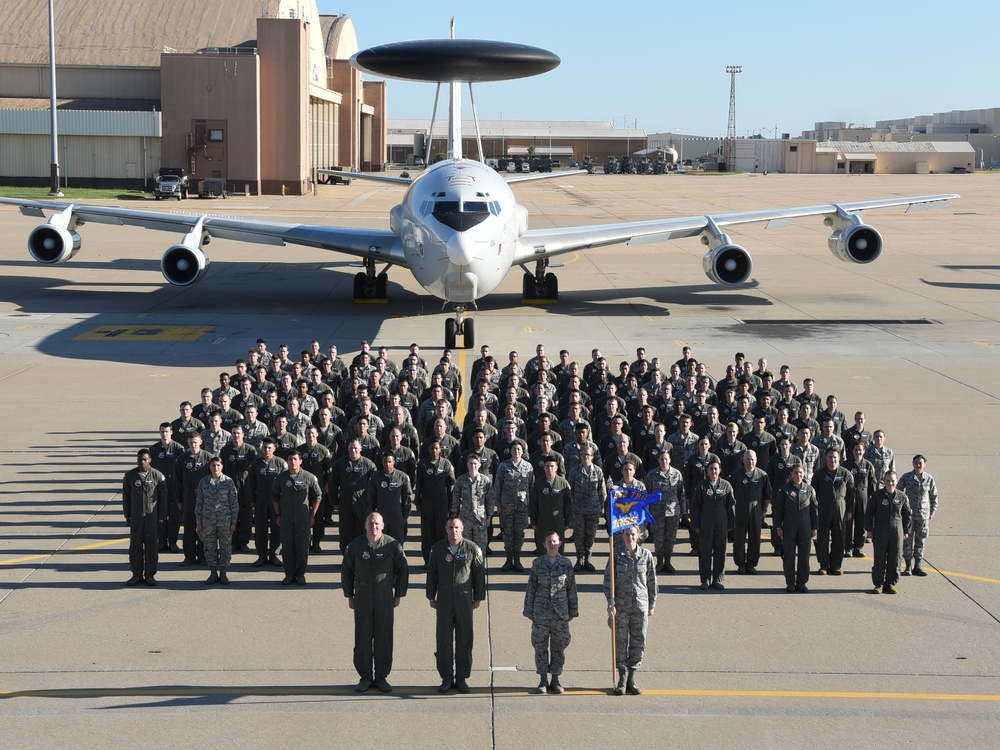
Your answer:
[899,455,938,577]
[605,525,657,695]
[195,456,239,584]
[567,446,607,572]
[523,531,579,695]
[645,450,685,574]
[451,454,495,552]
[494,439,534,571]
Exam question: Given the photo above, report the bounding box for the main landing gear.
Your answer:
[352,257,389,303]
[521,259,559,303]
[445,306,475,350]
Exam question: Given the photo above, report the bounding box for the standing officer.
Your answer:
[810,447,854,576]
[494,439,534,571]
[427,518,486,694]
[174,433,213,566]
[451,454,495,552]
[529,455,573,555]
[865,471,912,594]
[271,451,322,586]
[843,441,876,559]
[899,455,939,577]
[367,451,414,544]
[331,438,378,554]
[690,459,735,590]
[149,423,184,552]
[645,450,685,574]
[220,424,258,554]
[773,463,818,593]
[195,456,239,585]
[524,530,579,695]
[729,450,773,575]
[122,449,167,586]
[415,440,456,565]
[566,446,607,572]
[605,525,656,696]
[342,512,409,693]
[247,438,287,568]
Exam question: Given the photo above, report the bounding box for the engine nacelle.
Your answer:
[828,223,882,264]
[703,243,753,286]
[161,243,210,286]
[28,224,81,264]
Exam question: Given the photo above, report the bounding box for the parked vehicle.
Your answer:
[153,168,189,200]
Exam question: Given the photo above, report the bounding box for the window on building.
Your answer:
[209,129,224,142]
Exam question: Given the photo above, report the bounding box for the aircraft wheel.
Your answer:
[522,273,536,301]
[544,273,559,301]
[445,317,458,350]
[461,317,475,349]
[375,272,388,300]
[353,272,366,301]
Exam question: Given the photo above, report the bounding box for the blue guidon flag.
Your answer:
[609,487,660,534]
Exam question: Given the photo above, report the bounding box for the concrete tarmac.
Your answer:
[1,172,998,749]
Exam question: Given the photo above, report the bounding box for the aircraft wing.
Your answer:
[512,193,958,263]
[0,197,407,265]
[506,169,588,184]
[318,169,413,186]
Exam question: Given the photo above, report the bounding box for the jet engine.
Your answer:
[700,218,752,285]
[827,222,882,264]
[703,243,753,285]
[28,206,81,264]
[161,219,211,286]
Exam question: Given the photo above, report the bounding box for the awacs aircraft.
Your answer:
[0,31,958,350]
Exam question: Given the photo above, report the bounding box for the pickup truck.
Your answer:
[154,174,187,200]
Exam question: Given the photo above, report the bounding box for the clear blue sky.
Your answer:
[317,0,997,136]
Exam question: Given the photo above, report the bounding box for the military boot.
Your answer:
[205,568,219,585]
[534,675,548,694]
[512,554,524,572]
[626,668,642,695]
[573,558,583,572]
[583,555,596,572]
[501,556,514,572]
[656,555,664,573]
[218,568,230,585]
[614,669,626,696]
[662,555,676,574]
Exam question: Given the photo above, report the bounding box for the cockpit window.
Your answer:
[432,200,490,232]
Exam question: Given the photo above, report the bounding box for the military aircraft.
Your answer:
[0,28,958,350]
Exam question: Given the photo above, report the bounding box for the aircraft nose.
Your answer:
[445,236,475,266]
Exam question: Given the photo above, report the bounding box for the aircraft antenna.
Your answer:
[723,65,741,172]
[426,82,442,165]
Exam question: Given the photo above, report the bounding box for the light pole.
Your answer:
[47,0,63,196]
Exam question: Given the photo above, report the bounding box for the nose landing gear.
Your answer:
[445,306,475,350]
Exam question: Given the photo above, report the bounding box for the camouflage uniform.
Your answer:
[494,458,534,555]
[645,465,685,563]
[567,462,607,564]
[523,553,579,676]
[604,544,657,670]
[899,469,938,568]
[195,474,239,568]
[451,473,495,551]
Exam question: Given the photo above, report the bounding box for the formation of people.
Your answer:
[122,338,941,692]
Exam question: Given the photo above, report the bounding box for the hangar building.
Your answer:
[0,1,386,194]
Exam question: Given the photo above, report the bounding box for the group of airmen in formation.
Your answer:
[122,338,940,693]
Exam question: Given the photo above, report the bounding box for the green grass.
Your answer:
[0,186,149,200]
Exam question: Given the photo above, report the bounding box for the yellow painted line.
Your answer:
[937,570,1000,585]
[974,342,996,349]
[0,538,127,565]
[1,685,998,702]
[74,325,215,341]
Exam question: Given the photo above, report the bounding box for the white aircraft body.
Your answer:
[0,32,958,349]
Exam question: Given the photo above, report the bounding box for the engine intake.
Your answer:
[703,243,752,286]
[828,223,882,264]
[161,244,209,286]
[28,224,81,264]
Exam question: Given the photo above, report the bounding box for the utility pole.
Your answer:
[723,65,741,172]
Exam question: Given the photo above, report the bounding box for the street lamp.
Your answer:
[47,0,63,196]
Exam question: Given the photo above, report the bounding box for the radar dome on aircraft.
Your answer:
[350,39,560,83]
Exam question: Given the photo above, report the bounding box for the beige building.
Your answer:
[0,0,385,194]
[783,140,976,175]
